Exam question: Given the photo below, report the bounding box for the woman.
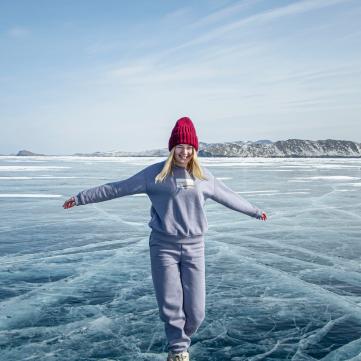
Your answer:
[63,117,267,361]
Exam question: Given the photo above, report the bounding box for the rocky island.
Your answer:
[72,139,361,158]
[8,139,361,158]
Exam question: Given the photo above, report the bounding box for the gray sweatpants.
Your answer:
[149,231,206,353]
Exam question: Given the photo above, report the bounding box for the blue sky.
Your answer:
[1,0,360,154]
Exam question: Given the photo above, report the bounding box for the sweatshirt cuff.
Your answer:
[255,208,263,219]
[73,194,80,206]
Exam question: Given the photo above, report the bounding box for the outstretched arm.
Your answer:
[69,168,147,207]
[209,176,266,220]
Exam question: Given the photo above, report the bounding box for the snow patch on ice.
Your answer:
[0,194,62,198]
[0,166,70,171]
[294,176,359,180]
[0,176,79,180]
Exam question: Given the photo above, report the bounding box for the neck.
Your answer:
[173,160,189,168]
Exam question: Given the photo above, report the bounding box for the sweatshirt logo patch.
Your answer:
[176,178,195,189]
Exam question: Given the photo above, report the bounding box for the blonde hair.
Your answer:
[155,146,208,183]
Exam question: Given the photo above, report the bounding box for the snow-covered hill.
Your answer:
[12,139,361,157]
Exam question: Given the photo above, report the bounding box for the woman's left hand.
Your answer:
[260,211,267,221]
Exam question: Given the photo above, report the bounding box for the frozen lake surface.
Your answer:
[0,156,361,361]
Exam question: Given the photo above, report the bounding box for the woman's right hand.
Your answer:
[63,196,76,209]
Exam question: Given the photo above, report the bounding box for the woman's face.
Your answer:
[174,144,194,167]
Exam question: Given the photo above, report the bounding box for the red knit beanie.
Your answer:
[168,117,199,151]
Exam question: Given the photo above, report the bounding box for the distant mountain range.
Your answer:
[9,139,361,158]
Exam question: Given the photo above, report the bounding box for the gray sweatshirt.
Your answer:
[74,160,263,239]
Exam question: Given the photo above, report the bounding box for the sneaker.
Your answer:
[167,350,189,361]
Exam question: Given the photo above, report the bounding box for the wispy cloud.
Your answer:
[101,0,360,117]
[188,0,262,29]
[7,26,30,39]
[160,0,353,55]
[260,64,361,85]
[162,7,193,23]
